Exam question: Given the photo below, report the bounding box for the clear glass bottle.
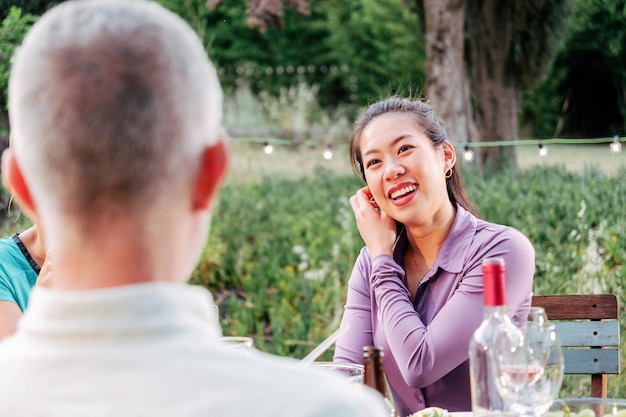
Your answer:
[363,345,396,417]
[468,257,523,416]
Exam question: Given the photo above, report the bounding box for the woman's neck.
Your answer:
[18,225,46,268]
[405,203,456,268]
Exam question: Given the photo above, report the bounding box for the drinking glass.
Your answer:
[308,362,365,384]
[493,309,564,417]
[527,306,549,328]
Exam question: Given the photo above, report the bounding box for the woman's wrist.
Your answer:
[368,248,393,260]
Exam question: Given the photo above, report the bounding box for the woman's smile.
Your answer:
[388,182,418,206]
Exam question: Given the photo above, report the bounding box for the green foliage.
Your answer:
[509,0,574,90]
[155,0,216,53]
[559,0,626,131]
[190,168,363,358]
[0,0,58,19]
[317,0,425,104]
[520,64,569,138]
[155,0,424,109]
[563,0,626,67]
[521,0,626,137]
[195,163,626,396]
[0,184,32,236]
[0,7,36,125]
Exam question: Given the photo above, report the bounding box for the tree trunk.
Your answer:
[466,0,518,169]
[423,0,477,151]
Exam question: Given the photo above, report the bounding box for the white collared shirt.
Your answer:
[0,282,388,417]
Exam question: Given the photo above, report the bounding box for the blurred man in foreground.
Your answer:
[0,1,388,416]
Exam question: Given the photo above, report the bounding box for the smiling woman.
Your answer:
[333,97,536,417]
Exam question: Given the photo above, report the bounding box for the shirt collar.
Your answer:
[18,282,222,341]
[393,204,477,274]
[436,204,477,273]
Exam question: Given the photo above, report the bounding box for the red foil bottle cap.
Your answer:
[482,257,506,306]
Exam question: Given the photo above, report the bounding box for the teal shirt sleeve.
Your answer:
[0,236,39,312]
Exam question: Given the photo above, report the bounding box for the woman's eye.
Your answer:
[399,145,412,153]
[365,159,381,168]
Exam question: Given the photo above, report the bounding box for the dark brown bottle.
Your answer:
[363,345,388,397]
[363,345,397,417]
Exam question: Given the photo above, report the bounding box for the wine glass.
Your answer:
[492,311,564,417]
[527,306,549,328]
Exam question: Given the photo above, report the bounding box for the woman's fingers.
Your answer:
[350,187,396,258]
[362,186,379,210]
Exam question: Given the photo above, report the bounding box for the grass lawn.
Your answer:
[517,143,626,175]
[225,142,626,184]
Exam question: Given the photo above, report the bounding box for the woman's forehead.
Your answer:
[360,113,428,152]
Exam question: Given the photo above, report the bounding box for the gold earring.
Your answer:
[445,168,453,179]
[7,194,21,223]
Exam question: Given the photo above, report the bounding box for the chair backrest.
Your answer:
[531,294,620,398]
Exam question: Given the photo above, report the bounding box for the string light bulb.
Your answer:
[263,141,273,154]
[538,141,548,157]
[610,135,622,154]
[323,144,333,160]
[463,145,475,162]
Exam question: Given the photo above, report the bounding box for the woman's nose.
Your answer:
[384,158,405,180]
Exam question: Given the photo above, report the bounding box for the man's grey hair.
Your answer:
[9,0,222,219]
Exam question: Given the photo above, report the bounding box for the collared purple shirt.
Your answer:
[334,204,535,417]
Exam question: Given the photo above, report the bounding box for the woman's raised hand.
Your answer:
[349,187,397,259]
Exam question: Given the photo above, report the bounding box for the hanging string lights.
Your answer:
[463,145,475,162]
[456,136,623,162]
[228,135,624,162]
[323,143,333,160]
[538,141,548,157]
[610,135,622,154]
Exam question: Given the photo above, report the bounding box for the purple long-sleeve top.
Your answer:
[334,205,535,417]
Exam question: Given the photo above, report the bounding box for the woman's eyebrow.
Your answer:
[362,134,412,158]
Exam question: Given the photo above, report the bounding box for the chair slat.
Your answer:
[531,293,620,398]
[554,321,620,347]
[532,295,618,320]
[562,349,621,374]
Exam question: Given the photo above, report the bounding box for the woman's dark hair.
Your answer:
[348,97,478,217]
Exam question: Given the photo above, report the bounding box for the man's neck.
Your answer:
[43,210,206,290]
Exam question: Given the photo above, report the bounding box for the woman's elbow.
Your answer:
[400,358,436,388]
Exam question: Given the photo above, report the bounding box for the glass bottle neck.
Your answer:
[483,304,508,319]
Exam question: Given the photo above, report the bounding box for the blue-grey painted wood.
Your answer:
[532,294,620,398]
[562,349,620,374]
[554,321,620,347]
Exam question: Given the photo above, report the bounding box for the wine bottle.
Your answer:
[468,257,523,416]
[363,345,396,417]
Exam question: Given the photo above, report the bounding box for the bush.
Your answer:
[190,169,363,357]
[2,161,623,397]
[196,164,626,396]
[0,7,37,137]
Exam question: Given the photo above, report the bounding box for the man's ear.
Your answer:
[192,140,228,211]
[1,149,38,219]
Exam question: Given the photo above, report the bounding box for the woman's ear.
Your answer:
[191,140,228,211]
[2,149,38,219]
[442,141,457,171]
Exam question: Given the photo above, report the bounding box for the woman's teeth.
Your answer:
[390,184,417,200]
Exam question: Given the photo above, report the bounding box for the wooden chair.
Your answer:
[531,294,620,398]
